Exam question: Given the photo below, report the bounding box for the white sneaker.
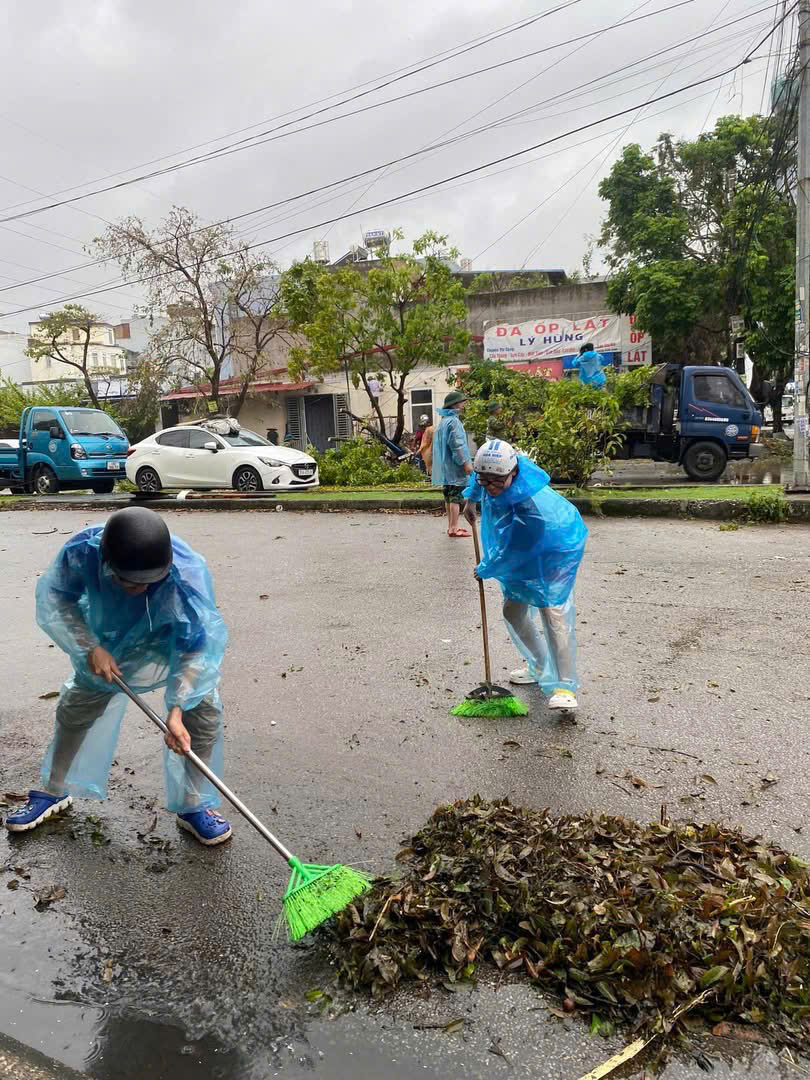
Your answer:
[509,668,535,685]
[548,690,578,711]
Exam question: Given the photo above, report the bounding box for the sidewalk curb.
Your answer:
[0,1029,87,1079]
[1,494,808,522]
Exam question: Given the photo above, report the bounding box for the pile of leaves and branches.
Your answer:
[329,797,810,1053]
[309,437,422,486]
[605,364,659,411]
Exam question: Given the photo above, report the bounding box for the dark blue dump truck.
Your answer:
[616,364,764,481]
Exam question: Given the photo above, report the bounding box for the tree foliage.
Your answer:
[599,115,796,424]
[457,363,633,487]
[25,304,107,408]
[0,376,87,433]
[281,230,471,444]
[95,208,287,417]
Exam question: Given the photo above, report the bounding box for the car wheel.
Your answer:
[34,466,59,495]
[136,466,163,493]
[683,441,727,482]
[91,480,116,494]
[233,465,263,492]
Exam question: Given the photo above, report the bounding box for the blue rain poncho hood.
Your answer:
[36,526,227,711]
[573,349,607,387]
[431,407,472,487]
[463,454,587,608]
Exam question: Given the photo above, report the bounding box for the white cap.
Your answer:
[420,414,430,422]
[474,439,518,476]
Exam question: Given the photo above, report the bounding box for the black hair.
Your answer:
[580,342,595,354]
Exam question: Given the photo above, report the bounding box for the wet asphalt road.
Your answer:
[1,508,809,1079]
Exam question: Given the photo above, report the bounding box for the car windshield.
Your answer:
[62,410,124,437]
[210,428,270,447]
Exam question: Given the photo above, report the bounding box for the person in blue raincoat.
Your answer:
[4,507,232,845]
[432,390,474,537]
[573,342,608,388]
[462,440,588,711]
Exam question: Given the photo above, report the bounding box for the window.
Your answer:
[215,428,270,447]
[71,329,81,343]
[61,410,124,437]
[188,428,219,450]
[91,351,99,366]
[409,388,434,432]
[32,409,59,434]
[693,374,747,409]
[108,329,114,345]
[156,429,189,448]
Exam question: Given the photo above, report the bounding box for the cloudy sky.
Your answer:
[0,0,794,340]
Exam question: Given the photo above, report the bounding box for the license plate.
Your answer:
[107,461,121,470]
[298,468,315,477]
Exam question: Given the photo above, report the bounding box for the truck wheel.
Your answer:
[136,467,162,493]
[33,466,59,495]
[683,441,727,482]
[91,480,116,494]
[233,465,263,492]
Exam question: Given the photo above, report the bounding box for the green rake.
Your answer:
[112,674,370,940]
[451,519,529,718]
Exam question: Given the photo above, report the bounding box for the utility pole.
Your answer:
[792,0,810,488]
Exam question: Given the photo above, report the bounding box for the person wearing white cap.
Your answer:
[462,440,588,711]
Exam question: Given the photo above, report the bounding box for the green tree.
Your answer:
[25,304,106,408]
[94,208,286,416]
[0,376,86,433]
[599,115,796,419]
[281,230,471,443]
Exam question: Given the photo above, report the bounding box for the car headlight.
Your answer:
[70,443,87,459]
[258,458,287,468]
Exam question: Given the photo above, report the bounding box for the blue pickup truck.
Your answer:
[0,405,129,495]
[616,364,764,481]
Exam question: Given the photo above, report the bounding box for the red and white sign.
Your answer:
[484,313,652,368]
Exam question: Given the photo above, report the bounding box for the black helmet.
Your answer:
[101,507,173,584]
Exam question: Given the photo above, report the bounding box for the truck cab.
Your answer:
[0,406,129,495]
[620,364,763,481]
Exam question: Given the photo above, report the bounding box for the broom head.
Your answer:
[282,861,371,941]
[451,681,529,717]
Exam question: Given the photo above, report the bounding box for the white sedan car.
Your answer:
[126,422,319,493]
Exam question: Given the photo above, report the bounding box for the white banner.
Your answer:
[483,313,652,366]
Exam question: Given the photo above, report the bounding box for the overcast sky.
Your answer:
[0,0,793,340]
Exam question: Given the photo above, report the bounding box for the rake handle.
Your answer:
[471,518,492,686]
[111,674,296,865]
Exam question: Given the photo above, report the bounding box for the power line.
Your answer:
[0,1,787,299]
[0,0,700,226]
[0,0,587,222]
[0,43,789,323]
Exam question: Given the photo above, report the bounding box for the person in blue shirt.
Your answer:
[432,390,474,537]
[462,440,587,711]
[573,342,608,388]
[4,507,232,846]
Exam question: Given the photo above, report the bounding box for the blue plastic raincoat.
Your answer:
[431,408,472,487]
[36,527,227,807]
[573,349,608,388]
[464,456,587,692]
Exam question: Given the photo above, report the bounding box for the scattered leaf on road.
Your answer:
[38,692,60,700]
[33,885,66,910]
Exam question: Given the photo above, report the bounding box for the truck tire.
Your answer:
[683,441,727,482]
[135,466,162,493]
[91,480,116,494]
[33,466,59,495]
[233,465,263,492]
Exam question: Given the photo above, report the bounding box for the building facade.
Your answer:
[27,319,128,384]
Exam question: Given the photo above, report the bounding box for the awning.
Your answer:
[160,378,316,402]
